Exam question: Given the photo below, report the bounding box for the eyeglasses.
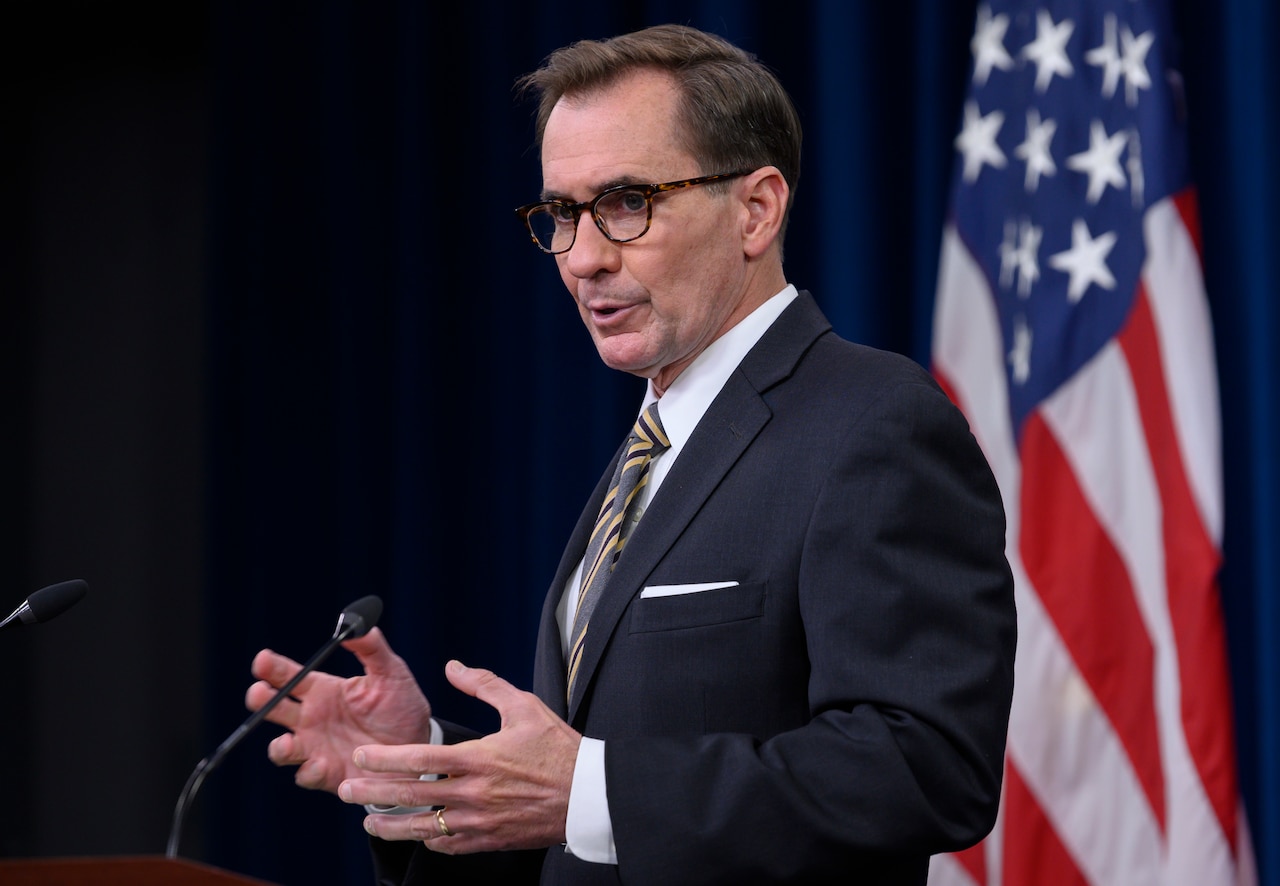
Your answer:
[514,171,751,255]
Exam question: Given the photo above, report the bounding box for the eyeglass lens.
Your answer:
[526,188,651,252]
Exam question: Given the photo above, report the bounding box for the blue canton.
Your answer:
[950,0,1191,437]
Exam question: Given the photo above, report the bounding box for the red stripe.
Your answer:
[932,365,960,409]
[951,838,986,885]
[1019,413,1166,830]
[1117,282,1239,849]
[932,366,990,886]
[932,366,977,439]
[1001,758,1090,886]
[1172,188,1204,259]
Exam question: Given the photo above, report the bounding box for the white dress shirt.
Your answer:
[560,285,798,863]
[385,289,800,849]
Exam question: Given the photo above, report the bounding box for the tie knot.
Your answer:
[632,403,670,455]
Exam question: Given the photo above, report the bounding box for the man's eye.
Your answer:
[616,191,648,213]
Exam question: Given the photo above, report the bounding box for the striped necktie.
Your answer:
[566,403,670,700]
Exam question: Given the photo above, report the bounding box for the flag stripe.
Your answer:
[1018,409,1166,828]
[1118,275,1239,850]
[1036,333,1238,880]
[929,4,1253,881]
[953,838,986,885]
[1008,557,1166,885]
[1142,196,1223,543]
[927,851,982,886]
[1002,758,1090,886]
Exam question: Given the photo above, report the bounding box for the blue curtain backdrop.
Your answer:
[187,1,1275,883]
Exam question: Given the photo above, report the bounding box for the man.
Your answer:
[246,23,1016,885]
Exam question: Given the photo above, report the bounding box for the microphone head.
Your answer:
[25,579,89,624]
[336,595,382,639]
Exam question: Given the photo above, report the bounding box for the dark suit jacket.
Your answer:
[373,292,1016,885]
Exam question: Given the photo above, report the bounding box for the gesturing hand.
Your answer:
[338,660,582,854]
[245,627,434,794]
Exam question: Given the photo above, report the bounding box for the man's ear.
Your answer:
[741,166,789,259]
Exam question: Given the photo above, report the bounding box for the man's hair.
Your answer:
[516,24,802,237]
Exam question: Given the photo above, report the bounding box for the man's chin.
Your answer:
[593,343,658,380]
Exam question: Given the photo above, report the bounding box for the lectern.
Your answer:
[0,855,278,885]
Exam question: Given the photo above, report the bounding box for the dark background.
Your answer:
[3,2,1276,885]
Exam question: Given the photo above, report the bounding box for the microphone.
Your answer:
[166,594,383,859]
[0,579,89,632]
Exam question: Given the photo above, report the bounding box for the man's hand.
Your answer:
[338,660,582,854]
[245,627,434,794]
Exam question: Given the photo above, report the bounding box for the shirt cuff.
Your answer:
[364,718,444,814]
[564,737,617,864]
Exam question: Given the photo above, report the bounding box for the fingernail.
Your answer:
[339,782,351,801]
[447,660,465,673]
[353,749,366,767]
[364,817,375,836]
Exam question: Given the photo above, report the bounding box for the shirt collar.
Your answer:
[640,284,798,453]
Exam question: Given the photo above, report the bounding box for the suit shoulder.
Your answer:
[806,332,942,394]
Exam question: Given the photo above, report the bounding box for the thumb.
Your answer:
[340,627,407,678]
[444,660,519,709]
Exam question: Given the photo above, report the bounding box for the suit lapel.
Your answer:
[562,292,833,720]
[532,452,620,717]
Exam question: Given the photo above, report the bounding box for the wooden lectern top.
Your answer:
[0,855,279,885]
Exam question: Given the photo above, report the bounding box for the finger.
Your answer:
[267,732,341,791]
[340,627,410,679]
[443,660,525,715]
[352,742,463,778]
[294,754,339,792]
[249,648,321,698]
[266,731,306,767]
[362,808,457,844]
[244,680,303,726]
[340,776,451,810]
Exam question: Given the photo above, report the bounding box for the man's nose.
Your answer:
[562,212,621,276]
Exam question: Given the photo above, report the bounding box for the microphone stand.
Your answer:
[166,606,374,859]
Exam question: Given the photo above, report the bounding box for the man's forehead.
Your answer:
[540,74,689,196]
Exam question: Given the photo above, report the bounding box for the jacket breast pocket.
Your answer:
[628,581,765,633]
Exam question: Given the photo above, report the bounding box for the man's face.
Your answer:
[539,69,755,392]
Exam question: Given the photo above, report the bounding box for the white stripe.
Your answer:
[1042,345,1235,884]
[928,853,981,886]
[1144,198,1245,881]
[932,225,1227,885]
[931,226,1020,886]
[935,222,1243,884]
[932,226,1020,505]
[1008,545,1166,886]
[1141,198,1223,544]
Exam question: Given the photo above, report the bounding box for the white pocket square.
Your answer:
[640,580,740,598]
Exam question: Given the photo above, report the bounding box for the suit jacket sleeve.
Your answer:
[599,346,1016,884]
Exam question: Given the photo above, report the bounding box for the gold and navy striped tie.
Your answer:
[566,403,670,700]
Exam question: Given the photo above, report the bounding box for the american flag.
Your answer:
[928,2,1256,883]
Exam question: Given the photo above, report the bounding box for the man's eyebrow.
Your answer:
[540,176,649,203]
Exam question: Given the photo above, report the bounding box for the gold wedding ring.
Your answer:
[435,807,453,838]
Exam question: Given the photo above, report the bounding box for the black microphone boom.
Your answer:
[0,580,89,632]
[165,594,383,859]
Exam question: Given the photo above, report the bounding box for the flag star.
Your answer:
[1008,314,1033,385]
[1014,108,1058,192]
[971,4,1014,86]
[999,220,1019,289]
[999,217,1043,297]
[955,100,1007,183]
[1120,24,1155,106]
[1022,9,1075,93]
[1127,127,1146,207]
[1049,218,1118,301]
[1016,221,1043,297]
[1085,13,1124,99]
[1066,119,1128,203]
